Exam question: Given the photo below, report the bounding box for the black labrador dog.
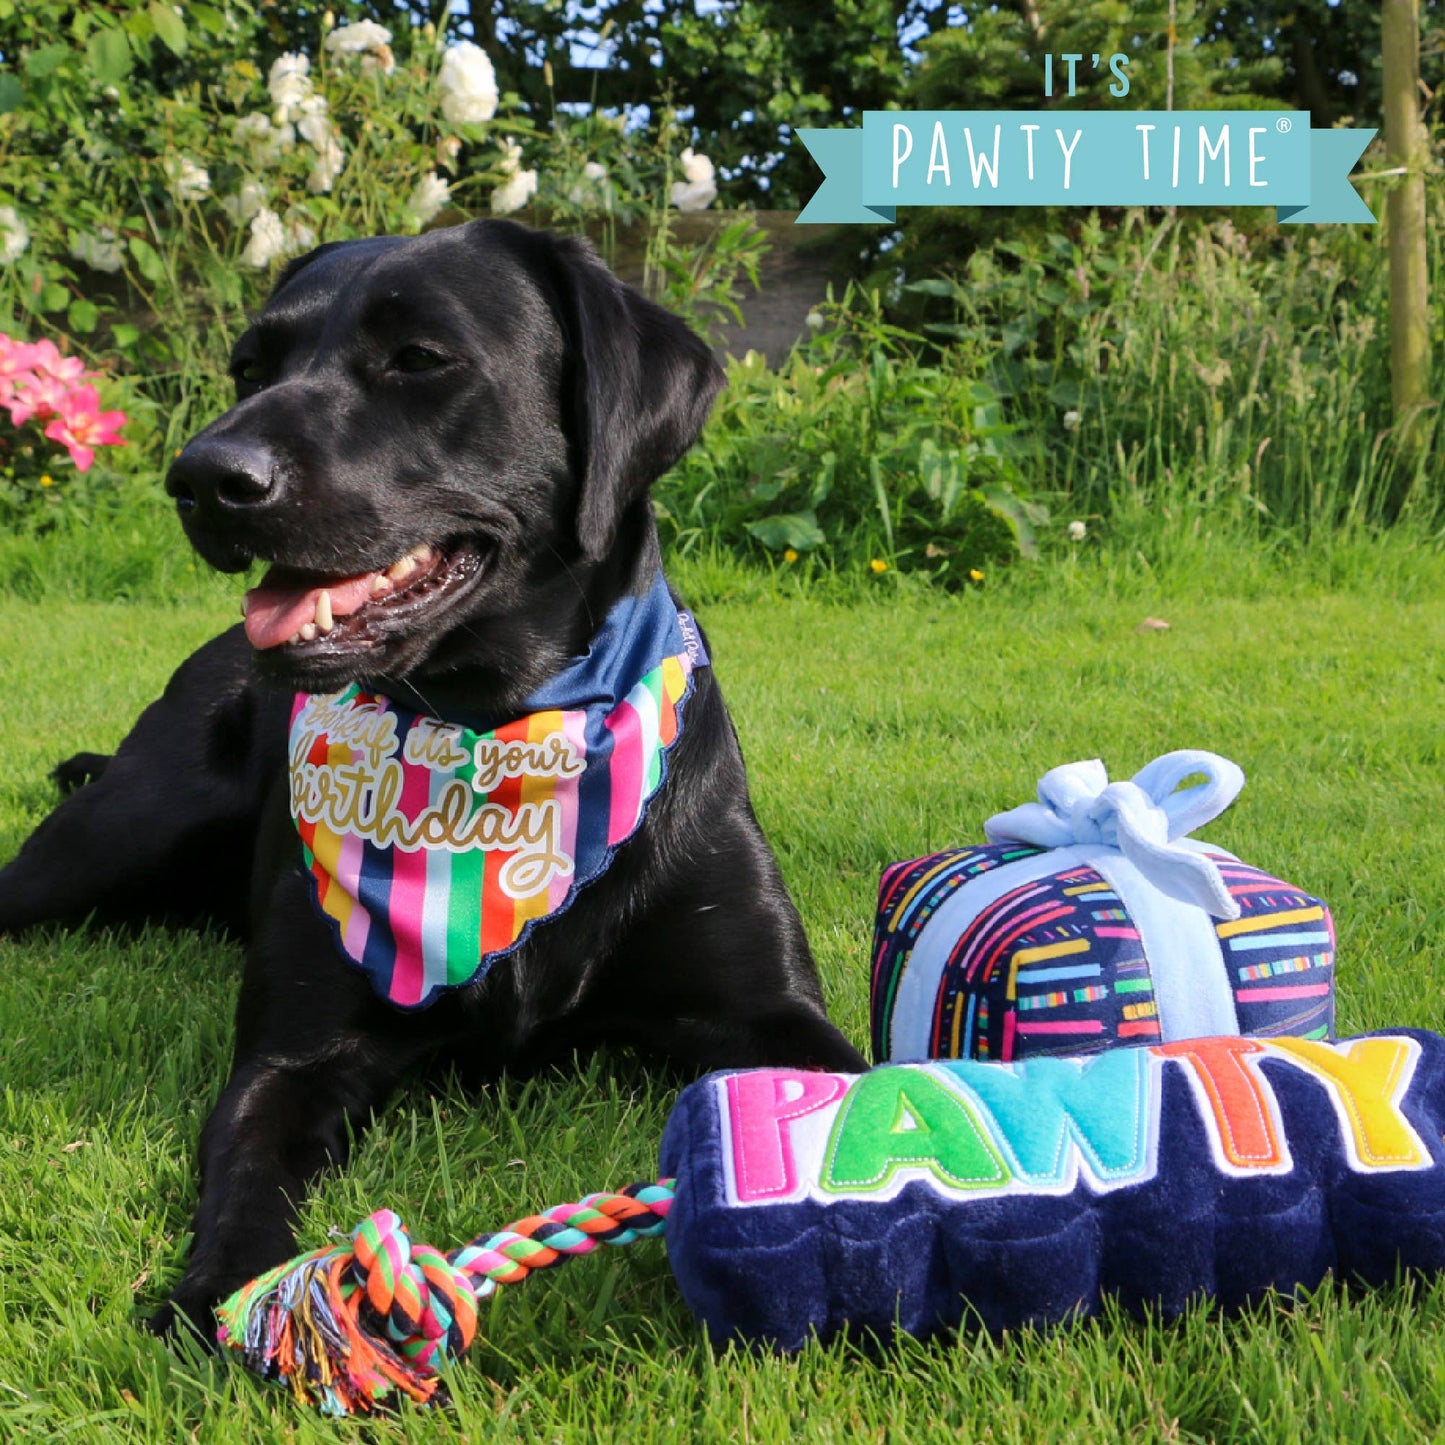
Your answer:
[0,218,865,1338]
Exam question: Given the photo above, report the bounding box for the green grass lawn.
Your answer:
[5,547,1445,1442]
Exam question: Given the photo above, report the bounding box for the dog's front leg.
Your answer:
[151,860,440,1342]
[152,1050,374,1339]
[156,1048,416,1341]
[151,1023,430,1342]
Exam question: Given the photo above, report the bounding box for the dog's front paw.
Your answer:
[52,752,110,795]
[147,1287,223,1351]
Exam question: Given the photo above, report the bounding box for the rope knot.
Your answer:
[350,1210,479,1369]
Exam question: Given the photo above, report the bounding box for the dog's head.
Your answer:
[167,219,722,697]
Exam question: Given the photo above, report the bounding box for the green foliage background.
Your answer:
[0,0,1439,581]
[234,0,1445,205]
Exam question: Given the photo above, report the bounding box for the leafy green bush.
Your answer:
[659,289,1046,586]
[902,205,1444,542]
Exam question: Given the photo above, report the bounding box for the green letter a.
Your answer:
[821,1067,1009,1195]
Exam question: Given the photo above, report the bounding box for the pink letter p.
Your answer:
[725,1070,850,1203]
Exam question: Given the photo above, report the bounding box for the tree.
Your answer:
[908,0,1281,114]
[1197,1,1445,135]
[250,0,955,206]
[1382,0,1431,435]
[179,1,1444,211]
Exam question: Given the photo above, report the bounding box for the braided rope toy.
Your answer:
[215,1179,675,1416]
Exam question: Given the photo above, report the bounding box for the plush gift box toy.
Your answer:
[871,751,1336,1064]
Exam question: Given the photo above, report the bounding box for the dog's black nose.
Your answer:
[166,437,280,515]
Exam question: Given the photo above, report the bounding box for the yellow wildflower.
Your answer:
[783,549,799,564]
[969,568,984,582]
[39,474,53,488]
[869,558,888,574]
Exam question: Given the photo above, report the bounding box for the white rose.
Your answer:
[167,155,211,200]
[242,207,286,268]
[324,19,392,52]
[360,45,396,77]
[0,206,29,263]
[567,159,610,207]
[236,110,293,161]
[490,168,537,215]
[296,113,345,193]
[406,172,451,226]
[496,138,523,174]
[220,179,268,224]
[296,113,333,149]
[670,148,717,211]
[437,41,498,126]
[284,215,317,254]
[70,227,124,273]
[268,52,312,114]
[307,136,346,194]
[679,147,714,185]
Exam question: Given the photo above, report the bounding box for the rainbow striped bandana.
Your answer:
[288,575,707,1009]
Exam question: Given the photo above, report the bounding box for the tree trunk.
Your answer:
[1381,0,1431,438]
[467,0,496,52]
[1289,7,1335,130]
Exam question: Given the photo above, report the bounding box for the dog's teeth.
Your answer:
[371,574,390,596]
[299,622,318,642]
[386,543,435,583]
[287,631,302,646]
[315,590,333,633]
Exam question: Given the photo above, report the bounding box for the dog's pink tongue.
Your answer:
[243,571,380,650]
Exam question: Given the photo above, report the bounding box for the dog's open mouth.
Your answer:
[243,541,483,653]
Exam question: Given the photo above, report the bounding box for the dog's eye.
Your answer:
[390,345,448,374]
[232,360,267,388]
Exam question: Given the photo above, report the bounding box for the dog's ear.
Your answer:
[548,235,725,562]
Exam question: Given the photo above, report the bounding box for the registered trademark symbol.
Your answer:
[1276,116,1293,133]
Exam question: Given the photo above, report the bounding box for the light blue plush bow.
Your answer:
[983,750,1245,920]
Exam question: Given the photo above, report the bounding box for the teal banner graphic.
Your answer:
[797,112,1375,225]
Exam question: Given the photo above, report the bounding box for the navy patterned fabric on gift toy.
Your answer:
[871,751,1335,1064]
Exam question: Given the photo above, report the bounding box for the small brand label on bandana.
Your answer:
[290,591,702,1009]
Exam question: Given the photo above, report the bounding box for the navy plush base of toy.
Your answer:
[661,1033,1445,1351]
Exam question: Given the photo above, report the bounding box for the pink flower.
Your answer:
[27,339,88,385]
[43,385,126,472]
[0,333,41,403]
[8,371,72,426]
